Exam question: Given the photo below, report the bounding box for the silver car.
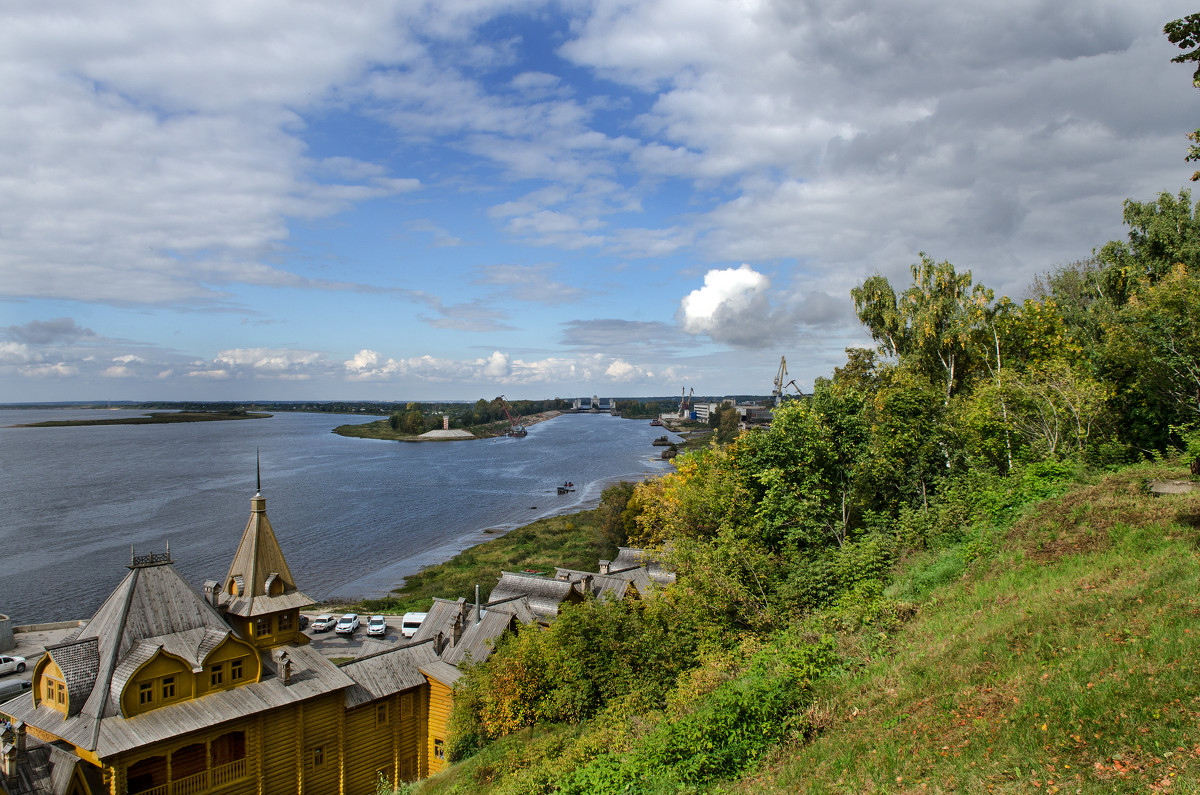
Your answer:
[335,614,359,634]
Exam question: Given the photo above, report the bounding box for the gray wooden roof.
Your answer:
[222,492,314,618]
[489,571,583,622]
[419,660,462,688]
[552,569,635,600]
[0,735,104,795]
[441,609,516,667]
[612,547,675,585]
[409,597,470,645]
[484,594,536,624]
[339,640,440,708]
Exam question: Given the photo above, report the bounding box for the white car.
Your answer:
[310,614,337,632]
[335,614,360,634]
[401,612,427,638]
[0,655,26,675]
[366,615,387,637]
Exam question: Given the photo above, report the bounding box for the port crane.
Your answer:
[496,395,527,437]
[772,356,803,405]
[678,387,693,418]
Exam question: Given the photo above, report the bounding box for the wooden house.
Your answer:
[0,489,458,795]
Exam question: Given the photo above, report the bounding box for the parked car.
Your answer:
[310,614,337,632]
[0,655,26,676]
[335,614,360,634]
[0,680,31,704]
[298,615,310,630]
[366,615,387,637]
[401,612,427,638]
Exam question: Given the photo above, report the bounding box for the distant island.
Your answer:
[12,410,272,428]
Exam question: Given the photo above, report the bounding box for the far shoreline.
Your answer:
[332,409,564,442]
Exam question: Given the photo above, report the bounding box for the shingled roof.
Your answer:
[552,569,637,600]
[441,608,521,667]
[339,640,440,708]
[222,491,314,617]
[489,572,584,623]
[612,547,675,585]
[409,597,471,646]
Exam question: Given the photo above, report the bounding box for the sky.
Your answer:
[1,0,1196,403]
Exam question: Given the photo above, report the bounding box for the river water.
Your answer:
[0,409,676,623]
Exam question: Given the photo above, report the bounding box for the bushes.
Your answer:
[554,633,838,793]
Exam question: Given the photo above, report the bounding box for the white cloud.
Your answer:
[0,342,39,365]
[679,264,781,347]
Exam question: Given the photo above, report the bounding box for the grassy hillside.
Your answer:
[737,463,1200,794]
[407,462,1200,795]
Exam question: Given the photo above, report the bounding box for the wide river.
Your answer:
[0,409,676,623]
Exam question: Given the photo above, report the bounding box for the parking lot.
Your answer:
[303,612,405,659]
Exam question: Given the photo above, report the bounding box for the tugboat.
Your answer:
[557,482,575,495]
[652,435,670,446]
[650,419,663,426]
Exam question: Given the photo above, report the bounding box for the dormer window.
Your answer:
[230,575,244,597]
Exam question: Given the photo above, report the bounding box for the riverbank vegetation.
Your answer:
[391,24,1200,792]
[330,493,636,616]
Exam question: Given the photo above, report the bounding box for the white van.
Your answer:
[400,612,427,638]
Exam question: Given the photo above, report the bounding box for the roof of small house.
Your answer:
[339,640,440,709]
[489,572,583,622]
[612,547,675,585]
[408,597,470,645]
[419,660,463,688]
[0,735,106,795]
[483,594,536,624]
[441,608,518,667]
[552,569,636,600]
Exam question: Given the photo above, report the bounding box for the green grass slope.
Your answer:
[736,465,1200,794]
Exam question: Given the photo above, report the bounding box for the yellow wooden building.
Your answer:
[0,489,444,795]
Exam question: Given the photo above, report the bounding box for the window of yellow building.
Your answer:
[255,617,271,636]
[376,702,389,726]
[278,612,293,632]
[210,663,224,687]
[56,682,66,705]
[401,692,412,718]
[311,746,325,768]
[434,739,445,760]
[139,682,153,705]
[162,676,176,700]
[230,658,243,681]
